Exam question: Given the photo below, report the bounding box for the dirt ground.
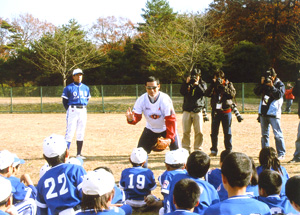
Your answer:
[1,113,300,213]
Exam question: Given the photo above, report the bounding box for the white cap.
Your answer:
[39,163,50,178]
[66,157,83,166]
[177,148,189,164]
[12,153,25,167]
[0,150,14,170]
[130,147,147,164]
[82,169,115,196]
[43,134,67,158]
[73,68,83,76]
[0,177,12,202]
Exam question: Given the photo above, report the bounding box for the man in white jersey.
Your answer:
[126,76,180,158]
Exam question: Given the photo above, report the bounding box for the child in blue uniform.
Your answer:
[78,169,128,215]
[285,176,300,212]
[36,134,87,215]
[256,169,298,214]
[203,152,271,215]
[167,151,219,214]
[119,147,156,208]
[165,178,200,215]
[256,147,289,195]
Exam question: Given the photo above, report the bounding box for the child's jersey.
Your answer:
[167,173,219,214]
[203,195,271,215]
[133,92,175,133]
[256,195,299,214]
[77,206,125,215]
[165,209,199,215]
[36,163,86,215]
[119,167,156,200]
[6,176,37,203]
[256,166,289,195]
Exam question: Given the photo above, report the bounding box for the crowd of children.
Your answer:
[1,135,300,215]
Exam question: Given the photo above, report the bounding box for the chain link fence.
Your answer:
[0,83,297,113]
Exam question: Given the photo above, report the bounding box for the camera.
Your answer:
[203,108,209,122]
[189,75,197,85]
[188,68,201,86]
[231,103,243,122]
[263,68,275,84]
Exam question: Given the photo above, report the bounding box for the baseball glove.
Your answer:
[152,137,171,152]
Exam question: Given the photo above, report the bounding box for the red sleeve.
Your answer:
[127,112,142,125]
[165,114,176,143]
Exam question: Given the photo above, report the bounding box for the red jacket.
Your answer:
[285,88,295,100]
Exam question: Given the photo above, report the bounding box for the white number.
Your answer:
[45,178,58,199]
[44,173,69,199]
[128,174,145,189]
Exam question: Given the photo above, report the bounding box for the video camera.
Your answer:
[263,68,276,84]
[189,68,201,86]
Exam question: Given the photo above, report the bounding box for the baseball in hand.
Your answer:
[146,195,155,204]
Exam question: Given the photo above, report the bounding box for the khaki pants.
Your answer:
[182,110,203,152]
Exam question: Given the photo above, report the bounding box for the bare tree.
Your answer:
[281,24,300,65]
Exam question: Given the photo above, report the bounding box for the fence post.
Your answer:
[170,83,173,99]
[10,87,13,113]
[101,85,105,113]
[136,84,138,99]
[40,86,43,113]
[242,83,245,113]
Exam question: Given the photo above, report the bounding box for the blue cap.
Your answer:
[12,154,25,167]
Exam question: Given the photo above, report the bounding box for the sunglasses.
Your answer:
[146,86,158,90]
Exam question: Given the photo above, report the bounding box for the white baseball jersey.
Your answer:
[133,92,175,133]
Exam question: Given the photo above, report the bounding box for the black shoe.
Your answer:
[288,158,300,163]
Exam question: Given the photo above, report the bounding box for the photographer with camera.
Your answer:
[205,70,236,156]
[180,68,207,153]
[254,67,286,160]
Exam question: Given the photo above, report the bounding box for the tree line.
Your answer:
[0,0,300,87]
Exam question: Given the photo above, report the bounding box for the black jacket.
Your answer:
[180,79,207,112]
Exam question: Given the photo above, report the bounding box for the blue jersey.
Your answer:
[256,195,299,214]
[246,184,259,197]
[62,83,91,106]
[36,163,86,215]
[203,195,271,215]
[7,176,37,203]
[165,209,199,215]
[0,211,9,215]
[167,173,219,214]
[112,184,125,204]
[119,167,156,201]
[77,206,125,215]
[256,166,289,195]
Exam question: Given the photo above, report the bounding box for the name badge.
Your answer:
[216,103,222,109]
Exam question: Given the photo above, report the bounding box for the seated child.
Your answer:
[256,147,289,195]
[77,169,128,215]
[167,151,219,214]
[285,175,300,212]
[203,152,271,215]
[36,134,87,215]
[0,150,36,215]
[119,147,156,208]
[257,169,298,214]
[165,178,200,215]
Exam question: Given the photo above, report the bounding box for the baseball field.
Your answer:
[1,113,300,214]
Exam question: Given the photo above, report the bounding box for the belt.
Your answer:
[70,105,86,109]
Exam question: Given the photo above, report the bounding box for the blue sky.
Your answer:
[0,0,213,27]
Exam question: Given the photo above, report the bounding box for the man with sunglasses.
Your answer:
[126,76,180,162]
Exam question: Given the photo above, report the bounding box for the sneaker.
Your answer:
[277,155,285,161]
[76,154,86,160]
[288,158,300,163]
[209,152,217,157]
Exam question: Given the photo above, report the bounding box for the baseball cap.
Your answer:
[0,177,12,202]
[177,148,189,164]
[39,163,50,178]
[66,157,83,166]
[130,147,147,164]
[43,134,68,158]
[0,150,15,170]
[73,68,83,76]
[82,169,115,196]
[12,153,25,167]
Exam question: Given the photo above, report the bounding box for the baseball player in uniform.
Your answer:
[62,68,90,159]
[126,76,180,157]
